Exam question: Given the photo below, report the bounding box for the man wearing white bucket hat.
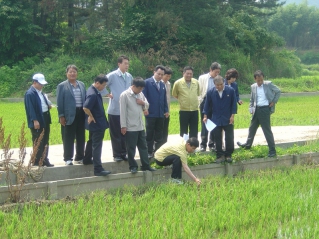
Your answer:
[24,73,54,167]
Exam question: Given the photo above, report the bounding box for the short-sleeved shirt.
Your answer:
[154,138,188,164]
[84,85,109,131]
[172,78,199,111]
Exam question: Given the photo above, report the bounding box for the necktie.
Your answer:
[41,92,49,106]
[156,81,160,90]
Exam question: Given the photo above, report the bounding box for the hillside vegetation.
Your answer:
[0,1,319,97]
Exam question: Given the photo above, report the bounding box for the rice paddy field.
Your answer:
[1,165,319,238]
[1,93,319,238]
[1,94,319,148]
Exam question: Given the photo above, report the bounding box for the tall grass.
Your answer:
[1,166,319,238]
[1,94,319,147]
[271,75,319,93]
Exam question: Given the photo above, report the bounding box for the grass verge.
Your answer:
[1,165,319,238]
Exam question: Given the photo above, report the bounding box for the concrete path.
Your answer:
[2,126,319,167]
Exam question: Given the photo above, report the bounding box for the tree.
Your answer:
[267,3,319,49]
[0,0,44,65]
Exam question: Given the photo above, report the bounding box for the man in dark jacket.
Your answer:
[83,74,111,176]
[142,65,169,158]
[24,73,54,167]
[203,75,237,163]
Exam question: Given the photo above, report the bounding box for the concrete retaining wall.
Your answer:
[1,152,319,204]
[0,140,312,186]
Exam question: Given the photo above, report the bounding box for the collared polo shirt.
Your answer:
[101,68,133,115]
[84,85,109,131]
[172,77,199,111]
[154,138,188,164]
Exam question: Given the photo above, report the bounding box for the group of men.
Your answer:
[24,56,281,184]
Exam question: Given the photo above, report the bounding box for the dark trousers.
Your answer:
[146,117,164,154]
[214,124,234,158]
[83,131,93,164]
[108,114,127,157]
[84,130,105,173]
[246,107,276,154]
[30,111,50,164]
[61,108,85,161]
[200,100,215,148]
[162,116,170,144]
[156,155,182,179]
[179,110,198,139]
[125,130,150,170]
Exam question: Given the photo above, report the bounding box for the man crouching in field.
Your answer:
[154,137,201,185]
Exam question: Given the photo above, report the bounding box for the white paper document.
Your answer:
[205,119,216,131]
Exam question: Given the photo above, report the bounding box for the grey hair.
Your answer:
[213,75,224,84]
[210,62,221,71]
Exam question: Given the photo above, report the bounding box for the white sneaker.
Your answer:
[65,160,73,166]
[170,178,184,185]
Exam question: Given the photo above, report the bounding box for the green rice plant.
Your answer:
[2,166,319,238]
[271,75,319,92]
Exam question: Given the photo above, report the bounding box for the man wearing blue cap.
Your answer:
[24,73,54,167]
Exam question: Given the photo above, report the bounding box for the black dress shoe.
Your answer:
[237,141,251,149]
[94,170,111,176]
[141,167,156,172]
[130,167,138,174]
[225,157,233,163]
[83,160,93,165]
[214,157,226,164]
[121,155,128,161]
[43,159,54,167]
[267,153,277,158]
[113,157,123,162]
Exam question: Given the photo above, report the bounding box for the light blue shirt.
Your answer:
[256,84,269,106]
[101,68,133,115]
[207,76,215,92]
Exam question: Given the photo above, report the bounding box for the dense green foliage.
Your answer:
[2,166,319,238]
[1,0,314,98]
[0,1,318,98]
[267,2,319,50]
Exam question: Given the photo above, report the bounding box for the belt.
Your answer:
[42,111,49,114]
[76,107,83,110]
[256,105,268,109]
